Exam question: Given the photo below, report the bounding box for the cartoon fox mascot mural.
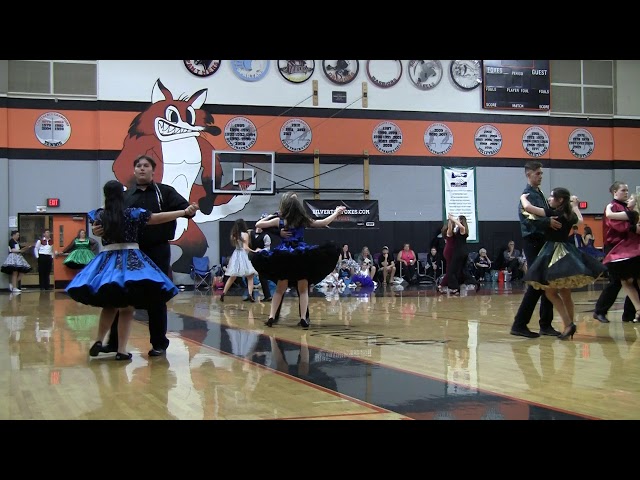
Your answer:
[112,78,252,273]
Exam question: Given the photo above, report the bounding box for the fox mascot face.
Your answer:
[112,78,252,273]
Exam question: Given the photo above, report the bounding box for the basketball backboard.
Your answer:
[212,150,275,195]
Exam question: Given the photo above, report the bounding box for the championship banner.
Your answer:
[304,200,379,229]
[442,166,478,243]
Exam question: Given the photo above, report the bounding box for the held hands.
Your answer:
[335,205,347,215]
[570,195,579,207]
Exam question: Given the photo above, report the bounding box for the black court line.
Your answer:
[168,311,592,421]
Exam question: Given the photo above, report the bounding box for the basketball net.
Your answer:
[238,179,255,196]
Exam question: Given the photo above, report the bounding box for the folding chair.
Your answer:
[190,256,216,290]
[416,252,435,284]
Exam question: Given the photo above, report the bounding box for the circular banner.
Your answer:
[230,60,270,82]
[34,112,72,148]
[568,128,595,159]
[474,124,502,156]
[183,60,221,77]
[372,121,403,154]
[322,60,359,85]
[224,117,257,151]
[424,123,453,155]
[366,60,403,88]
[522,126,550,157]
[408,60,443,90]
[280,118,312,152]
[278,60,315,83]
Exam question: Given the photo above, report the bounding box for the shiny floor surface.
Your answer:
[2,280,639,420]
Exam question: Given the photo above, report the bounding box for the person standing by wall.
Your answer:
[56,228,99,270]
[34,229,54,290]
[94,154,194,357]
[510,161,562,338]
[593,182,638,323]
[1,230,32,293]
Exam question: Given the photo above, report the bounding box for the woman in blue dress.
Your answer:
[521,187,606,340]
[66,180,199,361]
[252,192,346,328]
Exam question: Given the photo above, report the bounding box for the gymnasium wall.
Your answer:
[1,60,640,287]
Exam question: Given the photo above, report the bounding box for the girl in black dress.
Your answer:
[521,188,606,340]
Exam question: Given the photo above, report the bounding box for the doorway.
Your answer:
[18,213,89,289]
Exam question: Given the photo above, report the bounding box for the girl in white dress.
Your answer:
[220,219,260,302]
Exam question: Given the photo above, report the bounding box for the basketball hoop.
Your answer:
[238,179,255,196]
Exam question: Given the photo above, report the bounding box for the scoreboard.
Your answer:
[482,60,550,111]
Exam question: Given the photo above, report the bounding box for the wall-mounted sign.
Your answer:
[278,60,315,84]
[474,124,503,156]
[522,126,550,157]
[568,128,595,159]
[408,60,443,90]
[280,119,312,152]
[34,112,71,148]
[372,121,403,154]
[224,117,257,151]
[483,60,550,111]
[332,91,347,103]
[230,60,270,82]
[424,123,454,155]
[366,60,403,88]
[183,60,221,77]
[47,198,60,208]
[322,60,359,85]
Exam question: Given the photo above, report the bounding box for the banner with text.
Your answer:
[304,200,379,229]
[442,167,478,243]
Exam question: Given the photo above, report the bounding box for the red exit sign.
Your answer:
[578,201,588,209]
[47,198,60,208]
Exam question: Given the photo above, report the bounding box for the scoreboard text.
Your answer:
[482,60,550,111]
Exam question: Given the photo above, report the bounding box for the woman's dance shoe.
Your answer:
[558,323,577,341]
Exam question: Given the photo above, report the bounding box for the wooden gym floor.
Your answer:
[1,279,639,420]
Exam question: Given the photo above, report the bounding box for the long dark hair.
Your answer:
[102,180,126,243]
[550,187,576,221]
[230,219,248,245]
[279,192,313,228]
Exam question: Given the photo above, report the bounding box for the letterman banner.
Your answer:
[304,200,379,229]
[442,166,478,242]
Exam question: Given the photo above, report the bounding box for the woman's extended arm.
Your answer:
[148,202,199,225]
[520,193,546,217]
[311,205,346,228]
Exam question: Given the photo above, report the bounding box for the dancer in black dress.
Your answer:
[252,192,346,328]
[521,188,606,340]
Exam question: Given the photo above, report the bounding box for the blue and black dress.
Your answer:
[251,219,340,284]
[65,207,179,308]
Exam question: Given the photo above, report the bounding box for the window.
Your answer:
[8,60,97,99]
[550,60,614,117]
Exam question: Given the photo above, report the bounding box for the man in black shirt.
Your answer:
[95,155,192,357]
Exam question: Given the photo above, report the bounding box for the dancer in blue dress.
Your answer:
[252,192,346,328]
[66,180,199,361]
[521,187,606,340]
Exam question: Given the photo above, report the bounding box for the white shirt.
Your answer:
[35,238,54,258]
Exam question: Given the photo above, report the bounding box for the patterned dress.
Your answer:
[251,219,340,284]
[225,237,258,277]
[1,239,32,274]
[63,238,97,270]
[65,207,178,308]
[524,208,607,289]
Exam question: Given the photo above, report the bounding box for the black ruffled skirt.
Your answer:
[524,240,606,290]
[251,241,340,285]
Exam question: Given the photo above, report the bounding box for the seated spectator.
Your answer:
[377,245,396,284]
[474,248,492,281]
[580,224,605,260]
[397,242,418,284]
[352,257,376,288]
[503,240,526,280]
[568,225,584,249]
[425,247,443,279]
[355,246,377,280]
[337,259,354,285]
[338,243,354,264]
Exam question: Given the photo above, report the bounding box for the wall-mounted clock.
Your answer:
[450,60,482,90]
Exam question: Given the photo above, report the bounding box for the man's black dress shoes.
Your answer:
[593,312,610,323]
[510,328,540,338]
